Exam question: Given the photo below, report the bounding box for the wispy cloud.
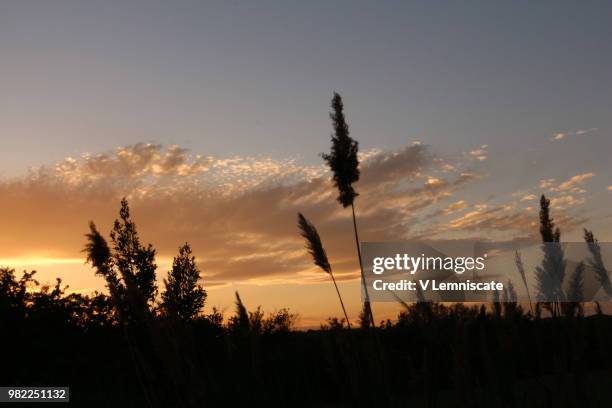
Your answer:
[446,205,533,231]
[539,172,595,193]
[551,127,599,141]
[437,200,468,216]
[438,203,585,240]
[529,173,596,211]
[467,144,488,161]
[550,194,586,210]
[556,172,595,191]
[539,178,556,189]
[520,194,538,202]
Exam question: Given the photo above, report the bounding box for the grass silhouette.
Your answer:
[298,212,351,328]
[322,92,375,327]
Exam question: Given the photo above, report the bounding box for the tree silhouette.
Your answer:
[110,198,158,305]
[261,308,297,334]
[0,268,37,321]
[321,92,374,326]
[161,243,207,322]
[85,198,158,323]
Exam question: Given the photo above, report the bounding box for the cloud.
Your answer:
[539,178,556,189]
[46,143,326,195]
[539,173,595,193]
[0,142,587,288]
[520,194,538,202]
[438,204,585,240]
[53,143,209,183]
[425,177,444,186]
[552,133,565,141]
[446,206,535,232]
[425,199,477,222]
[0,144,441,283]
[437,200,468,216]
[550,195,585,210]
[467,145,488,161]
[358,144,428,187]
[556,172,595,191]
[551,128,599,142]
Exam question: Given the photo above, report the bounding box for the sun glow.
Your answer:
[0,257,84,266]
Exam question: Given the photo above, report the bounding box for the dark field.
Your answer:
[3,277,612,408]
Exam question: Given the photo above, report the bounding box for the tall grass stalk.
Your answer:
[350,201,374,325]
[298,212,351,328]
[322,92,374,326]
[514,250,534,315]
[584,229,612,298]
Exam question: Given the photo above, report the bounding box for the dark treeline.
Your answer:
[2,94,612,407]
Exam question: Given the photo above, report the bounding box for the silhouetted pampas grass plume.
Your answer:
[514,250,534,315]
[230,291,251,333]
[584,228,612,297]
[565,261,585,317]
[536,194,566,317]
[298,212,351,328]
[84,222,119,293]
[321,92,374,326]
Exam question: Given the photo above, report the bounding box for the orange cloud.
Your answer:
[550,128,599,141]
[467,145,488,161]
[0,143,588,291]
[440,200,468,216]
[550,195,586,210]
[556,172,595,191]
[539,173,595,194]
[520,194,538,202]
[0,144,436,284]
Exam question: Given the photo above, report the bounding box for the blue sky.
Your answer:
[1,1,611,172]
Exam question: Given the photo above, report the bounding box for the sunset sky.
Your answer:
[1,1,611,326]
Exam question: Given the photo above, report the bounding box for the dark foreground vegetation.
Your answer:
[3,268,612,407]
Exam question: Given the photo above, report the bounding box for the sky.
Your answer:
[0,1,611,327]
